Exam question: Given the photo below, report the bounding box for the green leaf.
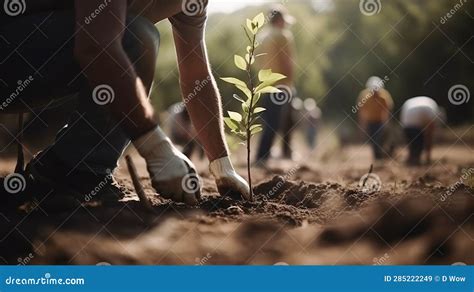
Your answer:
[245,92,262,109]
[220,77,247,88]
[235,84,252,99]
[251,22,258,32]
[258,69,272,81]
[234,130,247,141]
[252,92,262,107]
[268,72,286,82]
[256,86,281,95]
[258,69,286,82]
[246,19,253,32]
[242,102,249,113]
[234,55,247,71]
[253,13,265,29]
[251,128,263,135]
[221,77,251,99]
[253,107,266,114]
[228,111,242,122]
[242,25,252,42]
[255,78,287,93]
[250,124,261,130]
[233,94,244,103]
[250,124,263,135]
[224,117,239,131]
[245,54,255,65]
[246,16,260,34]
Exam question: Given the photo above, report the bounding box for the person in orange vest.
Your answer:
[356,76,393,160]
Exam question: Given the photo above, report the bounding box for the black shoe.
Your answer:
[21,151,125,211]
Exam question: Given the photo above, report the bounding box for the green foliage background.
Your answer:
[151,0,473,125]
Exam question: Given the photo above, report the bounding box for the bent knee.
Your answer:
[74,16,159,69]
[122,16,160,63]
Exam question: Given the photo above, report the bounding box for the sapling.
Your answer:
[221,13,287,198]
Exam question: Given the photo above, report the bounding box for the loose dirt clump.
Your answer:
[254,176,340,209]
[0,146,473,265]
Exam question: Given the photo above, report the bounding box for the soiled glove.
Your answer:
[133,126,201,205]
[209,156,251,201]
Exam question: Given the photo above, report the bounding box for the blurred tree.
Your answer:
[150,0,473,125]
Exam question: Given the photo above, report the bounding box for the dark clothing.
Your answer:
[366,122,385,160]
[280,102,294,158]
[404,127,424,164]
[0,0,74,26]
[256,88,293,162]
[0,10,160,174]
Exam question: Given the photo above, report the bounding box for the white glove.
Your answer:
[209,156,251,201]
[133,126,201,205]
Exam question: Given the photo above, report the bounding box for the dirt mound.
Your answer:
[0,147,473,265]
[254,176,326,207]
[317,186,474,263]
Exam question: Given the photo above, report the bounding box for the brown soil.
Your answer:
[0,145,473,265]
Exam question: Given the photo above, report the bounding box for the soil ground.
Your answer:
[0,142,473,265]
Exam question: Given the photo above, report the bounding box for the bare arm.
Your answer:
[74,0,157,139]
[167,9,250,200]
[172,28,228,161]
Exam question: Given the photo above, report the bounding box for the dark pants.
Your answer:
[171,131,204,159]
[404,127,424,164]
[0,11,160,175]
[256,90,293,162]
[366,122,385,160]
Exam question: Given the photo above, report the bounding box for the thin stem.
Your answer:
[245,33,257,200]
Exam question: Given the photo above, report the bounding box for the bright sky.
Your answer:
[207,0,269,14]
[207,0,333,14]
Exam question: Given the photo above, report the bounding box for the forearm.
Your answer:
[173,29,229,161]
[180,74,228,161]
[74,0,157,139]
[75,48,157,137]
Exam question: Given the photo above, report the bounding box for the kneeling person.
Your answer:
[400,96,441,165]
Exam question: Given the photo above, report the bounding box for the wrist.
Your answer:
[209,156,235,179]
[133,126,171,158]
[207,150,229,163]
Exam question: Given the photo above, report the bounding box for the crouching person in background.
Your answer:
[400,96,442,166]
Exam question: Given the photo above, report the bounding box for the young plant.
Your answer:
[221,13,286,198]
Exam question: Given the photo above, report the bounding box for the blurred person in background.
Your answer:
[400,96,441,166]
[280,94,298,159]
[255,5,297,164]
[303,98,322,150]
[286,97,321,152]
[357,76,393,160]
[167,103,204,160]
